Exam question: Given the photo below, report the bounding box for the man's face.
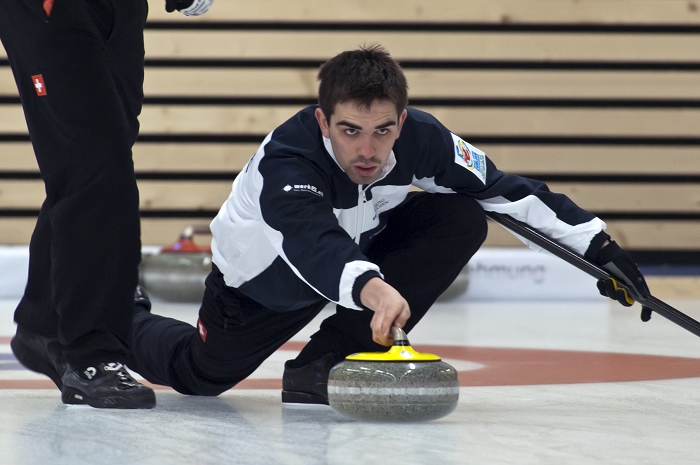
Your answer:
[316,100,407,185]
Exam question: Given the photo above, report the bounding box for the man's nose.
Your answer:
[357,135,375,159]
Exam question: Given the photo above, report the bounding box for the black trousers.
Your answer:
[0,0,148,366]
[128,193,488,396]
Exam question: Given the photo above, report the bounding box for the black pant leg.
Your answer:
[107,0,148,144]
[129,266,327,396]
[305,193,487,356]
[13,201,58,338]
[0,0,148,366]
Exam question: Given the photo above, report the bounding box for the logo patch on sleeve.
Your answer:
[282,184,324,197]
[452,135,487,184]
[32,74,47,96]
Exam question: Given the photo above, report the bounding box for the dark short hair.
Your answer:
[317,45,408,121]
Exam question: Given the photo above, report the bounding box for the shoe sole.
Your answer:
[281,390,329,405]
[62,386,156,409]
[10,333,63,390]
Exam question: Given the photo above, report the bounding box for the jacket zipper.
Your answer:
[351,155,395,244]
[354,185,368,244]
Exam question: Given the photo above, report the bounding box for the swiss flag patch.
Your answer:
[31,75,47,96]
[197,318,207,342]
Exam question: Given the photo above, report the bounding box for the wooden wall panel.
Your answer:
[1,0,699,254]
[5,142,697,176]
[546,184,700,213]
[483,146,700,175]
[4,69,700,100]
[0,105,27,132]
[484,219,700,250]
[144,69,319,98]
[138,181,231,210]
[142,30,700,61]
[0,180,45,208]
[404,71,700,99]
[140,106,700,137]
[132,143,257,171]
[0,72,17,94]
[0,219,36,245]
[0,180,232,210]
[0,218,213,246]
[0,217,697,248]
[4,105,696,137]
[144,0,700,24]
[603,220,700,250]
[142,69,700,99]
[417,107,700,137]
[0,143,39,170]
[2,179,697,214]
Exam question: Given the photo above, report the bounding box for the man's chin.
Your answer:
[348,173,379,185]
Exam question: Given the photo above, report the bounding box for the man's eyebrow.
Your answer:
[375,121,397,130]
[335,120,362,130]
[335,120,397,130]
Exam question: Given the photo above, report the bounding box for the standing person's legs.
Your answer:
[283,193,487,403]
[1,0,146,365]
[1,0,154,408]
[128,265,328,396]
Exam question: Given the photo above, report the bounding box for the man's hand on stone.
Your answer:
[360,277,411,346]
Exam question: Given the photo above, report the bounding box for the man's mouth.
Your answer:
[354,165,378,176]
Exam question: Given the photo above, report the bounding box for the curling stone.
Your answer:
[139,225,212,302]
[327,327,459,422]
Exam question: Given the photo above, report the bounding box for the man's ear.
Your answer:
[315,107,331,138]
[396,109,408,135]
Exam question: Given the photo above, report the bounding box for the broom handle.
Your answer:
[485,211,700,339]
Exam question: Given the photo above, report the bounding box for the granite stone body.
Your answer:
[139,252,211,302]
[328,359,459,422]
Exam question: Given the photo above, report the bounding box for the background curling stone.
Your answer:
[139,225,212,302]
[327,327,459,422]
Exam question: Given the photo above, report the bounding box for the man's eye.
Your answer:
[345,128,358,135]
[376,128,389,135]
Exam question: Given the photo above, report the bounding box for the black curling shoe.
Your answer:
[11,326,66,390]
[134,283,152,312]
[281,352,344,405]
[62,362,156,409]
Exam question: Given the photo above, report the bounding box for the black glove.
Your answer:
[165,0,212,15]
[165,0,190,12]
[595,241,650,306]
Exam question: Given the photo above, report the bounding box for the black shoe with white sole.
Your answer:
[61,362,156,409]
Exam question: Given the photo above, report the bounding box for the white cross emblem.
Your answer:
[34,78,43,93]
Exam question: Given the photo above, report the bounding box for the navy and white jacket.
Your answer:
[210,106,607,312]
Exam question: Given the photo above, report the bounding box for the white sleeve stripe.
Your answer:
[338,261,383,310]
[411,175,456,194]
[478,195,606,255]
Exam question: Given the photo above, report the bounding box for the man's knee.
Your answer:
[429,194,488,250]
[169,336,247,396]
